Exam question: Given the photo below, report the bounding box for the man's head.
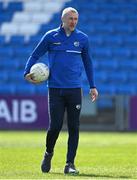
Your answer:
[61,7,79,32]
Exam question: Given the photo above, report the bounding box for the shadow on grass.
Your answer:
[78,173,132,179]
[51,172,132,179]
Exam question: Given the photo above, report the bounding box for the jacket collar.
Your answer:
[59,24,76,34]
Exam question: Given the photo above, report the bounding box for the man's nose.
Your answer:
[72,19,77,24]
[72,18,75,22]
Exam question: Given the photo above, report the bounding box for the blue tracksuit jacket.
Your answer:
[24,25,96,88]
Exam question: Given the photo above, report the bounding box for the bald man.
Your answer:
[24,7,98,174]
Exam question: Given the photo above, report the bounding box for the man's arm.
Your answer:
[24,34,49,83]
[81,36,98,101]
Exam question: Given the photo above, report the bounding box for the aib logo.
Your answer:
[0,99,37,123]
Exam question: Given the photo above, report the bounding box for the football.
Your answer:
[30,63,49,82]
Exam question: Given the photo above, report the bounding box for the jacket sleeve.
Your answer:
[81,36,96,88]
[24,33,49,76]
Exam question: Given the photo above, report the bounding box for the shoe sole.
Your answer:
[64,171,79,175]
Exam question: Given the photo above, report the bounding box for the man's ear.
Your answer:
[61,16,64,23]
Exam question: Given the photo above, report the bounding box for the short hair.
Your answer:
[61,7,79,18]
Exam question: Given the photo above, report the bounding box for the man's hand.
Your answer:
[89,88,98,102]
[25,73,40,84]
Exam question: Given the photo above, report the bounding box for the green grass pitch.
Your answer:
[0,131,137,179]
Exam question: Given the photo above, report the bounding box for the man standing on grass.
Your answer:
[24,7,98,174]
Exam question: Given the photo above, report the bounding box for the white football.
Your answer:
[30,63,49,82]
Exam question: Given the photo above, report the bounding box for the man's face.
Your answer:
[62,11,78,31]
